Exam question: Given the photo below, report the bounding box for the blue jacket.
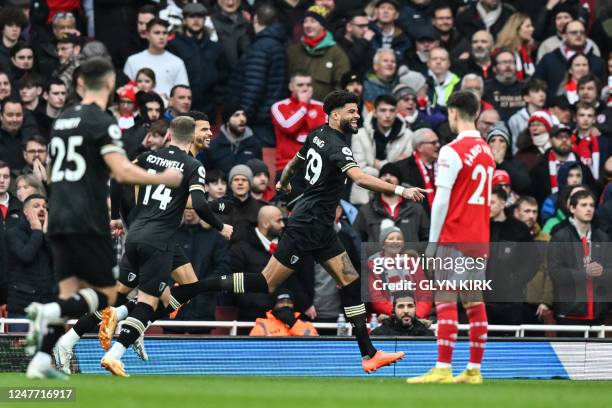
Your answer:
[368,24,411,66]
[168,33,229,119]
[202,125,263,175]
[228,23,288,127]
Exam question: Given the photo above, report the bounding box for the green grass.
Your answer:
[1,374,611,408]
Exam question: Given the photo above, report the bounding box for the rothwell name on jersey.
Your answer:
[127,147,206,249]
[436,131,495,244]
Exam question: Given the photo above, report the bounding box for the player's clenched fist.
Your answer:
[276,181,292,193]
[160,167,183,187]
[402,187,427,202]
[220,224,234,240]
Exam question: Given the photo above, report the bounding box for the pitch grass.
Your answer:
[1,374,611,408]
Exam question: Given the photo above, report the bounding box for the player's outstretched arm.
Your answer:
[345,166,427,202]
[191,189,233,240]
[104,152,183,187]
[276,153,305,193]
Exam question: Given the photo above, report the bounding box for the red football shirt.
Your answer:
[436,130,495,244]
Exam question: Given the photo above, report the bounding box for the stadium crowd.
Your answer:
[0,0,611,336]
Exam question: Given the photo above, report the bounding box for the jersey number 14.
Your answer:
[142,169,173,210]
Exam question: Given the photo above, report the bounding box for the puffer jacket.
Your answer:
[227,23,287,127]
[350,114,414,204]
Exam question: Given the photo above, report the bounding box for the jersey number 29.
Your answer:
[467,164,494,206]
[304,148,323,185]
[142,169,173,210]
[50,136,86,182]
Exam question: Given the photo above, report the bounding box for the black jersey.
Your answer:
[48,103,125,236]
[127,146,206,249]
[290,125,358,226]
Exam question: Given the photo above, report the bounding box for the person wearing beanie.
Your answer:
[354,161,429,244]
[393,84,427,130]
[515,110,555,172]
[486,122,531,196]
[286,4,350,101]
[247,158,275,202]
[202,103,262,176]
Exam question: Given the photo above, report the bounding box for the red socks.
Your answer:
[466,303,488,365]
[435,301,458,365]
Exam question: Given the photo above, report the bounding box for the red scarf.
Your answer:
[515,46,534,81]
[565,80,578,104]
[414,151,436,208]
[548,151,577,193]
[572,130,600,179]
[0,204,6,219]
[303,30,327,49]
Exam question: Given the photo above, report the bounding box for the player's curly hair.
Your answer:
[322,90,360,115]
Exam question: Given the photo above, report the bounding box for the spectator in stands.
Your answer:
[247,159,275,203]
[392,84,427,130]
[366,224,431,316]
[577,75,606,120]
[211,0,253,67]
[548,189,612,325]
[486,186,535,325]
[335,10,373,76]
[351,95,414,205]
[19,135,48,181]
[354,163,429,242]
[0,7,27,76]
[341,71,365,126]
[397,0,438,37]
[369,0,411,66]
[536,6,600,62]
[0,98,33,171]
[128,5,156,58]
[508,79,548,154]
[558,53,589,105]
[476,108,500,139]
[363,49,398,110]
[227,3,287,149]
[572,102,601,180]
[220,164,265,244]
[495,13,535,80]
[403,25,440,77]
[371,292,434,336]
[286,5,350,101]
[460,73,493,112]
[455,0,514,41]
[168,3,229,122]
[487,123,531,196]
[53,34,82,91]
[113,82,138,131]
[135,68,155,93]
[6,194,56,331]
[205,169,227,202]
[15,174,45,202]
[18,74,43,113]
[36,11,76,79]
[542,183,586,235]
[396,128,439,213]
[530,124,597,207]
[163,85,192,121]
[204,103,262,176]
[124,18,189,99]
[10,42,35,81]
[513,196,556,328]
[535,20,606,101]
[34,79,68,139]
[249,288,318,337]
[483,49,526,121]
[549,94,573,126]
[426,47,460,107]
[540,161,586,224]
[455,30,494,80]
[0,161,21,306]
[271,72,326,174]
[172,206,231,330]
[493,169,519,206]
[516,110,556,172]
[433,4,468,61]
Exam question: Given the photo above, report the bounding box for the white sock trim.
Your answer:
[467,363,481,370]
[105,343,127,360]
[78,288,100,314]
[42,303,61,320]
[59,328,81,349]
[435,362,452,369]
[116,305,129,321]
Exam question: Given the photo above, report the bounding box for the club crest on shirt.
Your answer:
[128,273,136,282]
[290,255,300,265]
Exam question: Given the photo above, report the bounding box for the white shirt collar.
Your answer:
[456,130,482,140]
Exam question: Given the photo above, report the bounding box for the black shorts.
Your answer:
[118,245,190,288]
[50,234,116,288]
[274,223,345,268]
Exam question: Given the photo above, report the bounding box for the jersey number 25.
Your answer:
[50,136,86,182]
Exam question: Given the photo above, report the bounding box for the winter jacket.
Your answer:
[496,158,532,196]
[548,220,612,321]
[168,32,229,120]
[371,316,434,336]
[210,9,252,67]
[249,310,318,336]
[350,115,414,204]
[455,2,515,41]
[286,32,350,101]
[335,29,372,76]
[353,194,429,243]
[227,23,287,129]
[271,96,326,171]
[363,72,398,110]
[369,24,411,66]
[6,215,57,314]
[426,71,461,107]
[218,194,265,245]
[0,194,22,305]
[203,125,262,176]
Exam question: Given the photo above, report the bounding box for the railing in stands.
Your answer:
[1,318,611,338]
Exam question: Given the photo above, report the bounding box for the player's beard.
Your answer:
[339,117,357,135]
